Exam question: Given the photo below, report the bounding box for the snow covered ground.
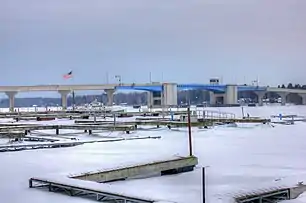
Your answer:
[1,105,306,203]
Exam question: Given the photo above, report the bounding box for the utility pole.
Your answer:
[149,72,152,83]
[187,107,193,156]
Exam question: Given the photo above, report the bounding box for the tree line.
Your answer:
[277,83,306,89]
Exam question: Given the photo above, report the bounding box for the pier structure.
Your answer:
[0,124,135,136]
[29,156,198,203]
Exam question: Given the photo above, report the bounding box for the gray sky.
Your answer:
[1,0,306,89]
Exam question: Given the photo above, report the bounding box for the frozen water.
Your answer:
[0,105,306,202]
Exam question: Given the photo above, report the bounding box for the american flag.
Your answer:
[63,71,73,79]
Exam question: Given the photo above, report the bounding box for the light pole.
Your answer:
[115,75,121,85]
[187,107,193,156]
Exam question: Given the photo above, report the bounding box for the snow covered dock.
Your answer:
[70,156,198,183]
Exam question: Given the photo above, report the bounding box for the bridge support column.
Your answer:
[255,92,265,106]
[299,94,306,105]
[5,91,17,112]
[147,92,153,108]
[209,92,216,105]
[105,89,115,106]
[280,93,288,106]
[225,85,238,105]
[58,90,70,110]
[162,83,178,107]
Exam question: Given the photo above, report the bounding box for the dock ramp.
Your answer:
[70,156,198,182]
[233,183,306,203]
[29,177,157,203]
[29,156,198,202]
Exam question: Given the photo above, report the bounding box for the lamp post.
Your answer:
[115,75,121,85]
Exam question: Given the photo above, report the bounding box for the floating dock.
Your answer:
[233,183,306,203]
[75,118,270,128]
[29,156,198,203]
[0,136,161,152]
[29,177,157,203]
[0,141,82,152]
[0,124,135,135]
[70,156,198,183]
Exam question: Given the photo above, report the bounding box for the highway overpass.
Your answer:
[1,83,306,111]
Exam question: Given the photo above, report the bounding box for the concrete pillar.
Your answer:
[5,91,17,112]
[147,92,153,108]
[209,92,216,105]
[58,90,70,110]
[162,83,178,107]
[105,89,115,106]
[280,93,288,106]
[225,85,238,105]
[299,94,306,105]
[255,91,265,106]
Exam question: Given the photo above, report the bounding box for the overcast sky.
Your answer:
[1,0,306,90]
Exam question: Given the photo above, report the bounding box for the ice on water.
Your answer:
[1,105,306,203]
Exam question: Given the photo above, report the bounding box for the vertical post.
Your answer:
[187,107,193,156]
[202,167,206,203]
[113,113,116,126]
[241,106,245,118]
[149,72,152,83]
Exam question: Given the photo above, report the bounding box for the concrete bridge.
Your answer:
[1,83,306,111]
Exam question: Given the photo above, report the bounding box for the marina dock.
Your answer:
[70,156,198,183]
[0,124,135,135]
[29,177,157,203]
[0,136,161,152]
[29,156,198,202]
